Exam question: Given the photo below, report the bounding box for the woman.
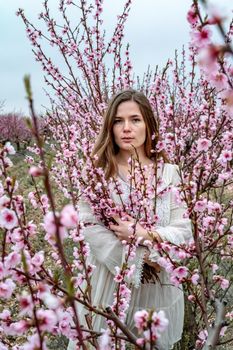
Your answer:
[68,90,192,349]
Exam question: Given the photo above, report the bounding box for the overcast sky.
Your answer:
[0,0,232,115]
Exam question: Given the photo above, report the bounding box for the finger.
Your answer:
[109,224,120,231]
[111,215,121,223]
[115,232,124,240]
[117,234,127,241]
[125,214,134,222]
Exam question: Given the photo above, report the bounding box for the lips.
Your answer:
[121,137,134,141]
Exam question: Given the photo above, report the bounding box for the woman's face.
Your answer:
[113,100,147,153]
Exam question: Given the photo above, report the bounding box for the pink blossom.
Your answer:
[119,284,131,299]
[177,250,188,260]
[60,204,78,228]
[10,319,29,335]
[218,171,232,182]
[6,177,17,192]
[151,310,169,336]
[0,262,6,279]
[28,192,38,208]
[220,278,229,290]
[28,166,44,177]
[41,292,61,309]
[220,326,227,337]
[4,251,21,269]
[26,221,37,236]
[20,333,47,350]
[0,342,8,350]
[211,264,219,273]
[63,149,73,158]
[156,257,174,273]
[8,228,23,245]
[213,275,230,290]
[18,293,33,316]
[72,273,85,287]
[43,211,67,243]
[31,251,44,267]
[188,294,195,302]
[197,45,220,72]
[207,201,221,214]
[41,194,49,207]
[191,27,212,48]
[203,215,215,228]
[222,89,233,114]
[173,266,188,278]
[191,273,200,285]
[126,264,135,278]
[170,275,181,287]
[134,309,148,331]
[218,150,232,165]
[4,142,16,155]
[170,266,188,286]
[198,329,208,341]
[210,72,228,90]
[136,338,145,346]
[196,138,212,152]
[194,199,207,213]
[187,7,198,26]
[56,309,73,335]
[36,282,51,299]
[0,279,16,299]
[114,273,123,283]
[0,208,18,229]
[28,192,35,201]
[36,309,58,331]
[226,311,233,321]
[0,309,11,320]
[3,157,13,168]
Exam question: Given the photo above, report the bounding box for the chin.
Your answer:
[120,144,136,151]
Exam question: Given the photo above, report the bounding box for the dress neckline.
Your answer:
[117,162,166,186]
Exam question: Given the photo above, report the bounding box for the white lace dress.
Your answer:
[67,164,192,350]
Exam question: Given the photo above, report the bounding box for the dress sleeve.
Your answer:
[79,199,146,288]
[149,164,192,261]
[155,165,192,245]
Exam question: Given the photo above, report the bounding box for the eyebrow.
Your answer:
[114,114,142,119]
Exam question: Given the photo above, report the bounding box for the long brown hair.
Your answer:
[92,89,168,179]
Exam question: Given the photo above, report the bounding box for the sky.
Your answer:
[0,0,232,115]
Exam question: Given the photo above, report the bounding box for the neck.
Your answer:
[116,148,151,166]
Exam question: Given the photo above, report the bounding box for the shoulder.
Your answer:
[162,163,180,185]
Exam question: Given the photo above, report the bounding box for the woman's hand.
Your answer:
[110,216,162,274]
[109,215,147,243]
[109,214,162,243]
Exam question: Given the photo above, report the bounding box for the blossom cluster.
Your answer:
[134,309,169,347]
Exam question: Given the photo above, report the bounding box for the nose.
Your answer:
[123,120,131,132]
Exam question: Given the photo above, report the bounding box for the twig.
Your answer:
[203,299,227,349]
